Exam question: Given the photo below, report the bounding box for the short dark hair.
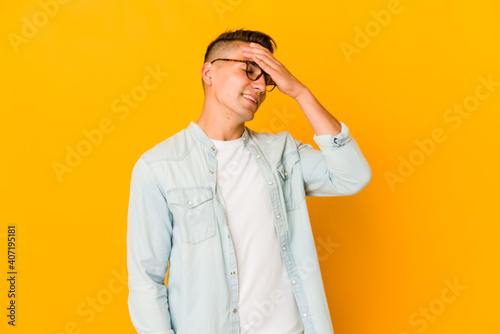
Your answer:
[204,28,277,63]
[202,29,277,90]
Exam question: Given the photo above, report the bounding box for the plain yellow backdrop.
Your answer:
[1,0,499,333]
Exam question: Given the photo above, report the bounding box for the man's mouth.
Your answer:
[242,94,258,105]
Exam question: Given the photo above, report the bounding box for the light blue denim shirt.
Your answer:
[127,121,371,334]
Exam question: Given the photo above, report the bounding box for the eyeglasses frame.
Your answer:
[210,58,277,92]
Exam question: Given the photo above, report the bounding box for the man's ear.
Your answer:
[201,62,214,86]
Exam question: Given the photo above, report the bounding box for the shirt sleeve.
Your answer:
[296,121,372,196]
[127,157,175,334]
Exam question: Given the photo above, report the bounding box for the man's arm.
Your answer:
[284,79,371,195]
[127,157,175,334]
[289,86,372,195]
[243,43,371,194]
[294,122,371,196]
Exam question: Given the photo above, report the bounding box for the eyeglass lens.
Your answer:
[246,62,274,86]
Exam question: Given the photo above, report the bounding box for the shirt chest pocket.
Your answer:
[276,151,301,212]
[166,187,216,244]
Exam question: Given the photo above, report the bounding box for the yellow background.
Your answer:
[1,0,499,333]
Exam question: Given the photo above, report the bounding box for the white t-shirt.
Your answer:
[212,136,304,334]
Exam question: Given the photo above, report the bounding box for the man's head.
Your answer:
[203,29,277,66]
[200,29,277,124]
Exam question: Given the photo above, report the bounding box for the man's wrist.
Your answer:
[292,84,310,101]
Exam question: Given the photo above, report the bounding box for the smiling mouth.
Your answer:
[242,94,258,105]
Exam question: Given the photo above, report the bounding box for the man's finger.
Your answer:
[244,51,280,71]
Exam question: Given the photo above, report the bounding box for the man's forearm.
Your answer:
[293,86,342,136]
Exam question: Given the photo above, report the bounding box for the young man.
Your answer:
[127,29,371,334]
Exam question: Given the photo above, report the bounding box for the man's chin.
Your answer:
[239,112,255,124]
[243,113,255,122]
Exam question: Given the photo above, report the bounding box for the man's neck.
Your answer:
[196,107,246,141]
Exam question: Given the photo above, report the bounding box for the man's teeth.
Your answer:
[243,94,257,104]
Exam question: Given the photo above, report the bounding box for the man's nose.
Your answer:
[251,75,267,93]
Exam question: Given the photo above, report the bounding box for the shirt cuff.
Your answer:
[313,121,352,147]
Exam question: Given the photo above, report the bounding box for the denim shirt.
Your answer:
[127,121,371,334]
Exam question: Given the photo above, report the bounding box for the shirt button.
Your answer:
[291,280,296,285]
[256,154,261,158]
[303,313,308,318]
[210,170,214,174]
[268,181,273,185]
[230,271,235,275]
[282,247,287,251]
[188,201,193,206]
[211,147,216,151]
[276,214,281,219]
[284,172,288,177]
[233,309,237,313]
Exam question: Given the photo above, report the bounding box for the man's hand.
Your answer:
[242,43,307,99]
[243,42,341,136]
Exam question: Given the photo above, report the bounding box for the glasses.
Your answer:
[210,58,277,92]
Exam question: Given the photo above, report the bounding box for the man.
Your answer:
[127,29,371,334]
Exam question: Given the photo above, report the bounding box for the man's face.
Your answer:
[210,42,268,123]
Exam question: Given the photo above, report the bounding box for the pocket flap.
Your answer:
[167,187,213,208]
